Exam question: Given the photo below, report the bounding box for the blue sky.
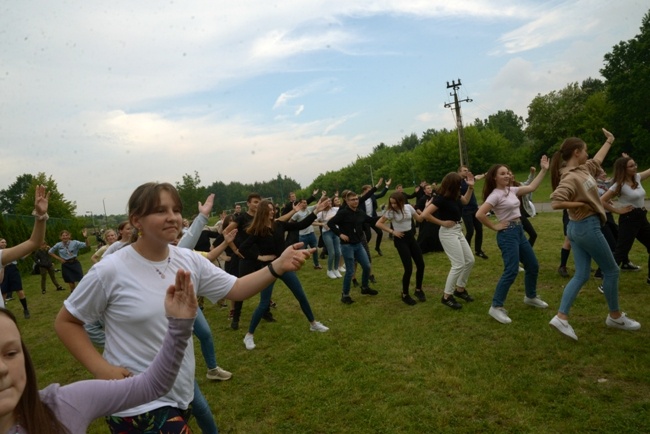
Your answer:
[1,0,646,215]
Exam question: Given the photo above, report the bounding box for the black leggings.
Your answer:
[393,230,425,294]
[614,208,650,276]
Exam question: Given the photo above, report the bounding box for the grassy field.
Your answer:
[12,210,650,433]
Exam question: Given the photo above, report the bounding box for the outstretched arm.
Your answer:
[517,156,548,196]
[2,185,49,266]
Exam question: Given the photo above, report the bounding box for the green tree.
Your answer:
[176,171,207,218]
[0,174,34,214]
[15,173,76,218]
[483,109,526,147]
[601,10,650,165]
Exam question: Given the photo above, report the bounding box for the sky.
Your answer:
[1,0,647,216]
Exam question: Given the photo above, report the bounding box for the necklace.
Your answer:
[151,255,172,279]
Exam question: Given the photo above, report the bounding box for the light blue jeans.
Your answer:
[493,222,539,307]
[322,230,342,271]
[560,215,620,315]
[299,232,320,266]
[194,309,217,370]
[193,380,218,434]
[341,242,370,295]
[248,271,315,334]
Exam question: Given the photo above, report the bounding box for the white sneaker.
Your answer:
[326,270,337,279]
[243,334,256,350]
[550,315,578,340]
[338,266,346,273]
[524,296,548,309]
[606,313,641,331]
[488,306,512,324]
[518,266,524,272]
[333,270,342,278]
[310,321,329,332]
[206,366,233,381]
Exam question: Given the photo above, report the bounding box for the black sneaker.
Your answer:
[476,251,488,260]
[453,290,474,302]
[369,274,377,284]
[401,294,417,306]
[414,290,426,302]
[557,266,570,278]
[230,319,239,330]
[621,262,641,271]
[441,295,462,310]
[56,286,65,291]
[360,286,378,296]
[352,278,359,287]
[594,268,603,279]
[375,248,383,256]
[341,295,355,304]
[42,289,46,294]
[262,311,277,322]
[24,309,31,319]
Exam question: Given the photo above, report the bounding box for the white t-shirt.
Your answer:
[609,174,646,208]
[382,205,417,232]
[317,207,339,232]
[64,244,237,417]
[102,240,127,258]
[485,187,521,222]
[291,206,317,236]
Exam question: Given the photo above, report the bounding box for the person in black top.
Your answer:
[33,241,64,293]
[238,199,330,350]
[223,193,262,329]
[281,189,319,246]
[328,183,383,304]
[415,184,444,253]
[359,179,390,256]
[459,165,488,259]
[422,173,476,310]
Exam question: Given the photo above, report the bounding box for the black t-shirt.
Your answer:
[432,195,463,222]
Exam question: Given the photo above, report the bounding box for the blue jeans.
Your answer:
[560,215,620,315]
[299,232,320,266]
[492,223,539,307]
[341,242,370,295]
[193,380,218,434]
[248,271,315,333]
[322,230,341,271]
[194,309,217,370]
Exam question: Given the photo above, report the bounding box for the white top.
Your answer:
[382,205,417,232]
[102,240,127,258]
[291,205,317,235]
[609,174,646,208]
[485,187,521,222]
[64,244,237,417]
[317,207,339,232]
[364,198,373,217]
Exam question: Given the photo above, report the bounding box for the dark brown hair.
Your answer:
[482,164,510,202]
[386,192,406,214]
[611,157,638,196]
[0,307,70,433]
[246,199,274,237]
[437,172,462,200]
[550,137,586,189]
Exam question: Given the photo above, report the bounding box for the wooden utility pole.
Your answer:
[444,79,472,167]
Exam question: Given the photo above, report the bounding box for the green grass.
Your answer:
[13,211,650,433]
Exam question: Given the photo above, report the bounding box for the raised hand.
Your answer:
[603,128,615,143]
[198,194,215,217]
[165,269,198,319]
[34,185,50,216]
[540,155,549,170]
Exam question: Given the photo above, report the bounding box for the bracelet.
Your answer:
[31,210,49,221]
[267,262,281,278]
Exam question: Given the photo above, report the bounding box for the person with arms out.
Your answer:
[421,172,476,310]
[54,182,314,433]
[359,179,391,256]
[600,155,650,282]
[33,241,64,293]
[48,229,90,292]
[549,130,641,340]
[476,157,550,324]
[375,192,426,305]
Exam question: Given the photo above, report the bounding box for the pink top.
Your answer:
[485,187,521,222]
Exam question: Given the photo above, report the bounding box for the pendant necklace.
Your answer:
[151,255,172,279]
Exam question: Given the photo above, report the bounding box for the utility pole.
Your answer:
[444,79,472,167]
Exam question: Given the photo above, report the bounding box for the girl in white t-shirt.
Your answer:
[600,155,650,283]
[375,192,426,305]
[54,182,315,433]
[476,157,550,325]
